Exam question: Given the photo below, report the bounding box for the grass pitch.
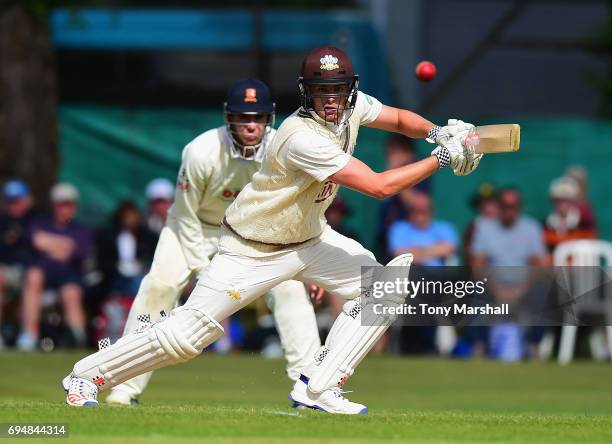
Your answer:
[1,351,611,443]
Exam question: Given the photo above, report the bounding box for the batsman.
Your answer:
[104,79,321,406]
[64,46,482,413]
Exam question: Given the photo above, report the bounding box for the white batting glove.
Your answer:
[454,152,483,176]
[431,137,483,176]
[426,119,475,146]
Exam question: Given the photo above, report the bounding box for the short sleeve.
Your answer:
[355,91,383,125]
[282,132,351,182]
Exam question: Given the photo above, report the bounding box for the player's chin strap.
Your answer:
[305,253,413,394]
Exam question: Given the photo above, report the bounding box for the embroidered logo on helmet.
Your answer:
[244,88,258,103]
[320,54,340,71]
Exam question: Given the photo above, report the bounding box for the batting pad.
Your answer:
[110,274,184,399]
[72,306,224,392]
[308,254,413,393]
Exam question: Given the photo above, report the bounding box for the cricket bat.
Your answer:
[464,124,521,154]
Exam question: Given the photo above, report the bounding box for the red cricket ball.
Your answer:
[415,61,436,82]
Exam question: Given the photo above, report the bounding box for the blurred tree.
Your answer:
[0,0,58,206]
[0,0,358,205]
[586,0,612,118]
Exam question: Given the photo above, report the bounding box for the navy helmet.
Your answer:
[224,79,275,158]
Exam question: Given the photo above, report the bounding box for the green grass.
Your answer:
[1,352,612,443]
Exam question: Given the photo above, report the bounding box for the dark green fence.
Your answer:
[59,105,612,253]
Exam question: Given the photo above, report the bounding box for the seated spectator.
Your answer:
[471,188,548,267]
[95,201,157,342]
[376,135,430,262]
[543,176,597,252]
[386,192,456,355]
[145,178,174,235]
[565,165,596,228]
[97,201,157,297]
[387,191,457,266]
[470,188,548,361]
[463,183,499,264]
[0,180,37,348]
[17,183,92,350]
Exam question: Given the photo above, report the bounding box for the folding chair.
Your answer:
[553,240,612,364]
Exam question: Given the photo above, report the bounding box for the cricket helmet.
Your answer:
[224,78,275,159]
[298,46,359,126]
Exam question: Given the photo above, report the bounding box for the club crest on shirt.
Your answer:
[177,167,189,192]
[315,180,337,203]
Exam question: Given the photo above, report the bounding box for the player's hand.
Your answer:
[431,125,482,176]
[307,284,325,305]
[427,119,475,145]
[453,152,483,176]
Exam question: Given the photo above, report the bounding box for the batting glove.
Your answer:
[426,119,475,146]
[431,137,483,176]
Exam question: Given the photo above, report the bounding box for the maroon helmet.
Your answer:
[298,46,359,125]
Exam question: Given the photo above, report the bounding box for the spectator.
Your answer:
[471,188,548,267]
[0,180,36,348]
[470,188,548,361]
[145,178,174,235]
[386,191,457,355]
[376,135,430,262]
[17,183,92,350]
[387,191,457,266]
[97,201,157,297]
[565,165,596,228]
[463,183,499,264]
[543,176,597,252]
[95,201,157,342]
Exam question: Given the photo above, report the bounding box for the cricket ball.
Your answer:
[415,61,436,82]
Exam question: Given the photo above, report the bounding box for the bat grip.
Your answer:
[463,128,478,155]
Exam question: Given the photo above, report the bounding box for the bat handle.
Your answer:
[463,128,479,155]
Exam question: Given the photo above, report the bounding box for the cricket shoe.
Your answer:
[289,375,368,414]
[105,389,139,406]
[62,373,99,407]
[387,253,413,267]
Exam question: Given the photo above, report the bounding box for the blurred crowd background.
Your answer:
[1,0,611,361]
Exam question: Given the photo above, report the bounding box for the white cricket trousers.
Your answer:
[111,220,320,399]
[184,225,380,325]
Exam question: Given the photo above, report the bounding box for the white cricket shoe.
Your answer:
[387,253,413,267]
[63,374,99,407]
[289,376,368,414]
[105,389,139,406]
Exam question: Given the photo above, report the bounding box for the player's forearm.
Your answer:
[174,191,209,270]
[396,108,435,139]
[331,155,439,200]
[177,225,208,272]
[374,156,439,199]
[367,105,434,139]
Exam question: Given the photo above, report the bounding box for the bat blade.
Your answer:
[465,124,521,154]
